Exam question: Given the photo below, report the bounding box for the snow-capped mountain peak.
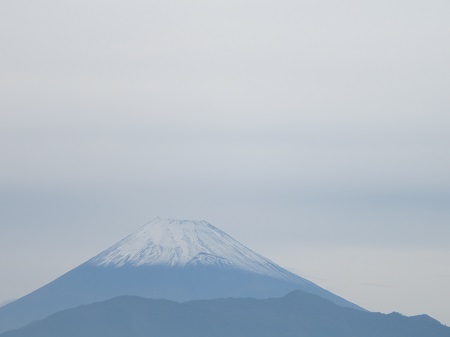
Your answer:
[89,218,299,281]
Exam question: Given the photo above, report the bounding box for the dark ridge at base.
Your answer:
[2,290,449,337]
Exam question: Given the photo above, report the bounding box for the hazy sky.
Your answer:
[1,0,450,325]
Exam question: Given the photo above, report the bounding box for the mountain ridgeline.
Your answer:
[2,290,449,337]
[1,218,446,337]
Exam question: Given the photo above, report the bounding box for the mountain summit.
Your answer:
[0,218,362,333]
[90,218,299,281]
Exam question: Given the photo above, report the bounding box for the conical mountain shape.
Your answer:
[0,218,363,333]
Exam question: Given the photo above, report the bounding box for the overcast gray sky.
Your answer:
[1,0,450,325]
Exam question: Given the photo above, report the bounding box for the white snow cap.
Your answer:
[89,218,299,281]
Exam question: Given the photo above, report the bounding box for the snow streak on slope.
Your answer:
[89,218,304,282]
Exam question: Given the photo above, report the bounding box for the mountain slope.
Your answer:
[0,218,362,333]
[2,291,449,337]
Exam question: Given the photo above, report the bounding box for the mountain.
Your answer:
[0,218,362,333]
[2,290,449,337]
